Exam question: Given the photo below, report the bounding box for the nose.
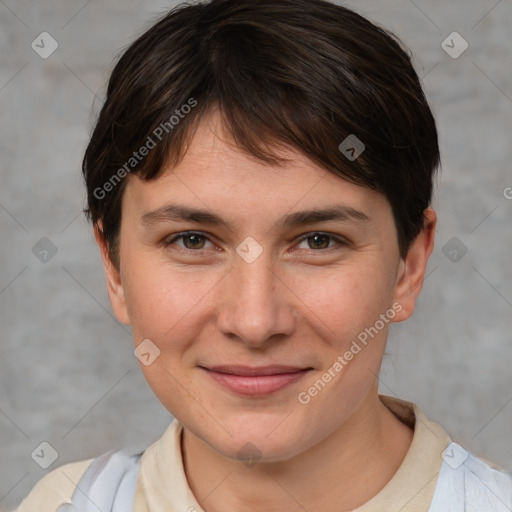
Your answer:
[216,250,297,348]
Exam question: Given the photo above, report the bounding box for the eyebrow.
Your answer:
[140,202,370,231]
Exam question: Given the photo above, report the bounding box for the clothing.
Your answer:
[14,395,511,512]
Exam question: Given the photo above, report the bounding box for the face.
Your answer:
[97,111,435,463]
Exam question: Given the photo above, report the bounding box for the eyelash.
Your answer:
[162,231,350,255]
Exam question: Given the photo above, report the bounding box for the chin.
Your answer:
[203,419,308,464]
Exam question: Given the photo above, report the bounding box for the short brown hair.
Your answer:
[83,0,440,268]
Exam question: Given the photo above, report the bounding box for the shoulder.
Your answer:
[429,442,512,511]
[14,458,94,512]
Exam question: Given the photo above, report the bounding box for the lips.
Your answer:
[200,364,312,396]
[204,364,310,376]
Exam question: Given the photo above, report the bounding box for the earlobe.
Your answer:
[391,208,437,323]
[93,223,131,325]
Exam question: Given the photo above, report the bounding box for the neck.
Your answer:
[182,390,413,512]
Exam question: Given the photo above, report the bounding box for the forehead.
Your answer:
[122,111,391,228]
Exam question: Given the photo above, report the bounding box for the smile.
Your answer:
[199,365,312,396]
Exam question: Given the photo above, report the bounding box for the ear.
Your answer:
[94,222,131,325]
[391,208,437,322]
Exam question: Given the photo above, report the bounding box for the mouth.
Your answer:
[199,365,313,396]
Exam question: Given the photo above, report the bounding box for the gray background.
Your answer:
[1,0,511,509]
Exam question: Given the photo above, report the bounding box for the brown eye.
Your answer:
[181,234,206,249]
[307,234,331,249]
[296,232,349,251]
[164,232,213,251]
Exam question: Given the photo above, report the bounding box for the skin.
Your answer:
[95,111,436,511]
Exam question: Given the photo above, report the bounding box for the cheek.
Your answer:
[291,262,395,418]
[122,260,218,348]
[122,264,219,412]
[289,259,396,344]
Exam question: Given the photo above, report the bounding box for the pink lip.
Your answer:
[200,365,312,396]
